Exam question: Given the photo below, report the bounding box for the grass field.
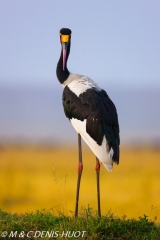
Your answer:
[1,209,160,240]
[0,145,160,221]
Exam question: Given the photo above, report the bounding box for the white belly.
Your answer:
[70,118,113,171]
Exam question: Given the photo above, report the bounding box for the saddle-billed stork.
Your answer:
[56,28,120,217]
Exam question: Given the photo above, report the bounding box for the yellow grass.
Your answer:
[0,145,160,220]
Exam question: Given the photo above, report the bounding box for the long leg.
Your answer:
[95,157,101,217]
[75,133,83,217]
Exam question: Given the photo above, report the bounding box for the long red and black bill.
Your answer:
[60,34,70,70]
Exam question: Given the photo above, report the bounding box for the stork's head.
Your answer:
[59,28,72,70]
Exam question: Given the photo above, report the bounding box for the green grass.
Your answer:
[0,208,160,240]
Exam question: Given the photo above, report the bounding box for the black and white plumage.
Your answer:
[56,28,120,172]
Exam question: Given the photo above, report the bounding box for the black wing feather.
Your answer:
[62,86,120,163]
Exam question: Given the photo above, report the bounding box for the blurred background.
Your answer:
[0,0,160,146]
[0,0,160,219]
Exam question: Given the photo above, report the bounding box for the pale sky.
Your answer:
[0,0,160,89]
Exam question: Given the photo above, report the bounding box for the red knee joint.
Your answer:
[77,162,83,174]
[95,161,100,173]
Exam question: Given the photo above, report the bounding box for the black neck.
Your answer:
[56,43,70,84]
